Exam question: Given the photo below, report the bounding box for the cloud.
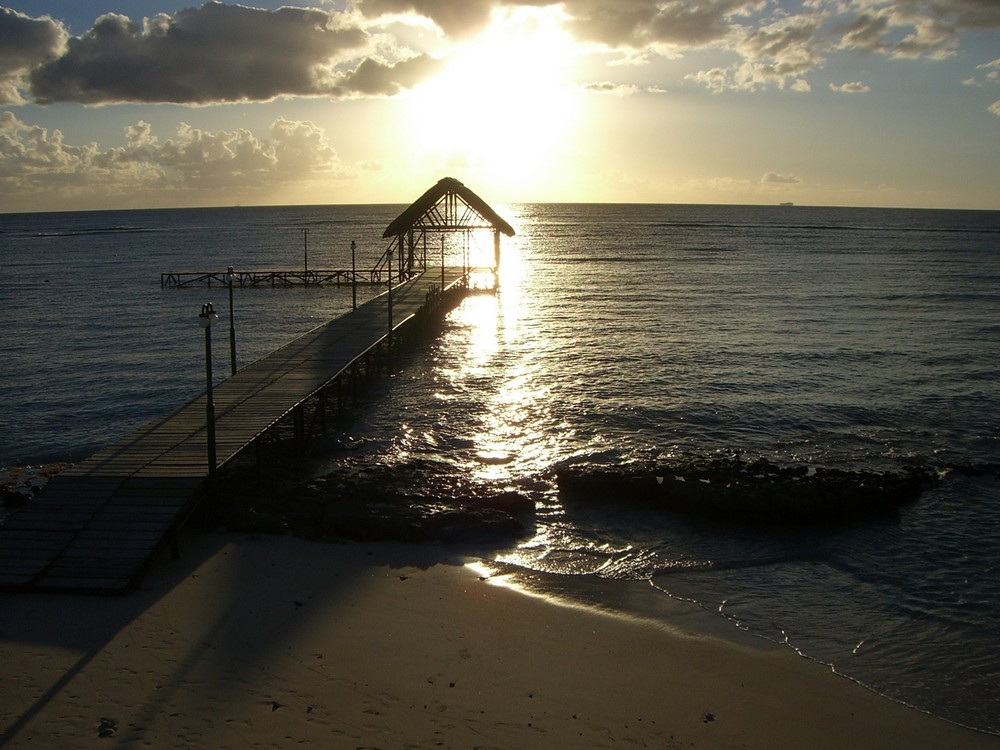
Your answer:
[990,100,1000,117]
[686,61,812,93]
[679,6,831,92]
[679,0,1000,92]
[354,0,496,39]
[9,0,1000,105]
[18,3,441,105]
[567,0,757,48]
[0,111,348,199]
[761,171,802,184]
[356,0,759,47]
[332,54,445,97]
[834,0,1000,60]
[584,81,645,96]
[0,8,68,103]
[685,67,731,93]
[966,57,1000,85]
[978,58,1000,76]
[830,80,871,93]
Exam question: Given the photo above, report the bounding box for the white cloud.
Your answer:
[990,100,1000,117]
[967,58,1000,85]
[830,81,872,93]
[684,67,731,93]
[761,171,803,184]
[0,111,349,200]
[584,81,642,96]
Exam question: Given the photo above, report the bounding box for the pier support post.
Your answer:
[387,247,394,345]
[293,405,305,453]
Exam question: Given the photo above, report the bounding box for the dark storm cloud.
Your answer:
[0,7,67,103]
[21,2,437,104]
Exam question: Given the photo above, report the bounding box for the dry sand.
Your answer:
[1,531,997,750]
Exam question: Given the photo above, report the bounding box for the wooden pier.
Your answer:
[0,269,470,593]
[0,177,515,595]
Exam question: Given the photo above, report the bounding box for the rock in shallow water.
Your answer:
[555,456,936,525]
[204,459,535,545]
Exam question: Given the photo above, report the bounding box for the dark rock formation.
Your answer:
[556,455,936,525]
[203,458,534,545]
[1,463,66,510]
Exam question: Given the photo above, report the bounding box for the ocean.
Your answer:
[1,202,998,734]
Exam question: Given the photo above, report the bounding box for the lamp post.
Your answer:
[199,302,219,477]
[302,228,309,285]
[226,266,237,375]
[351,240,357,310]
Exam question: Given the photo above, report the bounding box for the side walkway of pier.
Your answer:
[0,268,469,593]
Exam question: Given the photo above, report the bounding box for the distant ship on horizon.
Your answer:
[779,201,794,206]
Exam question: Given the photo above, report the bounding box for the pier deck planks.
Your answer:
[0,268,471,593]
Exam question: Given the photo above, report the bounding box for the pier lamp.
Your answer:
[302,228,309,284]
[351,240,357,310]
[199,302,219,477]
[226,266,237,375]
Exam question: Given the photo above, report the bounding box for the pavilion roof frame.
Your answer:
[375,177,514,282]
[382,177,515,239]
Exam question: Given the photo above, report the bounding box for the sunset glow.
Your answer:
[405,8,581,190]
[2,1,999,210]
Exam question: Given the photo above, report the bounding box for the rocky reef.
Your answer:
[1,463,66,511]
[556,455,937,525]
[202,457,535,545]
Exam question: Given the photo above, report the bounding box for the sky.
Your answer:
[1,0,999,212]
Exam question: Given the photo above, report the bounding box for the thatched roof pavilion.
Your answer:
[383,177,515,239]
[377,177,514,280]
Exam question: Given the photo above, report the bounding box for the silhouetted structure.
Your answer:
[376,177,515,282]
[0,178,514,593]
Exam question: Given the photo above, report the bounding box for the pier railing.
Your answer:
[371,233,427,284]
[162,269,371,288]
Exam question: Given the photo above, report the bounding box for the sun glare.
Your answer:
[405,8,580,187]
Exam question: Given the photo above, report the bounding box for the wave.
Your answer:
[651,220,1000,235]
[31,226,156,238]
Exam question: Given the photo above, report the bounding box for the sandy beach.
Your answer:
[1,531,997,750]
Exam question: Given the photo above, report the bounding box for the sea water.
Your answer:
[1,203,998,733]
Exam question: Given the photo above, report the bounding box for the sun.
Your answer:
[404,7,581,188]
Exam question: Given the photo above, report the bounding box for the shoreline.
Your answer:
[1,531,997,749]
